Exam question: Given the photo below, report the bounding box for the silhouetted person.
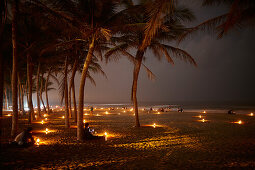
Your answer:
[84,123,104,141]
[90,106,93,115]
[178,108,183,112]
[13,127,35,147]
[228,110,235,114]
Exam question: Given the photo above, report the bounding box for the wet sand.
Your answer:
[1,108,255,169]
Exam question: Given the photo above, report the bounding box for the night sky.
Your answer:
[42,1,255,105]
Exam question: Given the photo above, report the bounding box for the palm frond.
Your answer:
[164,45,197,66]
[141,0,176,50]
[178,14,228,43]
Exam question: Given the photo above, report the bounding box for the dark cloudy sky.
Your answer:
[42,1,255,105]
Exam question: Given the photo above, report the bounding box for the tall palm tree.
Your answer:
[11,0,19,137]
[106,1,196,127]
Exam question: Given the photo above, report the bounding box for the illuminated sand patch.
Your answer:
[197,119,209,123]
[113,135,200,150]
[32,129,57,134]
[193,115,203,118]
[231,120,244,124]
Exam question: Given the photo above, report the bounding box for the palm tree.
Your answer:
[11,0,19,137]
[106,1,196,127]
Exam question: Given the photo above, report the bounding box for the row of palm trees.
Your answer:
[0,0,254,141]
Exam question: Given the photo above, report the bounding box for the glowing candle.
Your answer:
[250,113,254,116]
[157,112,160,114]
[83,119,86,123]
[202,119,205,122]
[41,120,44,124]
[36,138,40,145]
[35,115,37,119]
[104,132,108,141]
[123,111,126,113]
[153,123,156,128]
[44,114,47,117]
[105,111,108,114]
[62,116,65,119]
[130,108,133,111]
[45,118,47,120]
[7,114,11,116]
[45,128,49,134]
[199,115,202,118]
[238,120,242,124]
[203,111,206,113]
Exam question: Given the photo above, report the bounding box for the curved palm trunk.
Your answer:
[0,54,3,117]
[27,54,34,123]
[18,74,24,115]
[40,73,46,112]
[132,50,144,127]
[11,0,18,137]
[68,58,78,122]
[64,56,69,128]
[45,67,51,114]
[36,63,41,118]
[77,36,95,141]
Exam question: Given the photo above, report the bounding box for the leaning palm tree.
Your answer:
[106,1,196,127]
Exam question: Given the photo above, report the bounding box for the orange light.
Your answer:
[250,113,254,116]
[83,119,86,123]
[105,111,108,114]
[41,120,44,124]
[153,123,156,128]
[104,132,107,136]
[238,120,242,124]
[203,111,206,113]
[45,128,49,134]
[62,116,65,119]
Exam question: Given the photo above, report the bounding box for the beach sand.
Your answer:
[1,108,255,169]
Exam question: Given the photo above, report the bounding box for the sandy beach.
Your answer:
[1,107,255,169]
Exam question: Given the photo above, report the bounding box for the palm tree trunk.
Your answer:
[36,63,41,118]
[64,56,69,128]
[0,54,3,117]
[4,88,8,109]
[40,73,46,112]
[69,58,78,122]
[132,50,144,127]
[77,36,95,141]
[11,0,18,137]
[20,84,25,115]
[45,67,51,114]
[18,74,22,114]
[27,54,34,123]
